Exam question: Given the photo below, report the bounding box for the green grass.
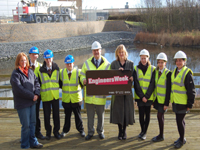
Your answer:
[125,21,146,27]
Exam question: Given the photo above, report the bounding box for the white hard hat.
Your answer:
[91,41,102,50]
[174,50,187,59]
[140,49,150,57]
[157,52,168,61]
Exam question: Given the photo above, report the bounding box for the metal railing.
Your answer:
[0,73,200,109]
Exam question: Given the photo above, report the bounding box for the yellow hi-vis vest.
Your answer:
[155,68,170,104]
[60,67,82,103]
[134,65,156,100]
[39,70,59,102]
[171,66,192,105]
[80,56,110,105]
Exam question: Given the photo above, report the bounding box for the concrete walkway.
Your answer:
[0,111,199,150]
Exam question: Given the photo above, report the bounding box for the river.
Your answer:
[1,41,200,108]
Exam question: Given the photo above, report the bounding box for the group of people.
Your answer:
[10,41,195,149]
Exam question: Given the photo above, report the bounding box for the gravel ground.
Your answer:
[0,31,135,61]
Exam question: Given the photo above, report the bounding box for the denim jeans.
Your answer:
[17,104,39,149]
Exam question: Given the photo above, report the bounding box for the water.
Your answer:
[1,41,200,108]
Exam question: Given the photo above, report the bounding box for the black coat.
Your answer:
[10,68,40,110]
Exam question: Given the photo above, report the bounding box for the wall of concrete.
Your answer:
[0,21,130,42]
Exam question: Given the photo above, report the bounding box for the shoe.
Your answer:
[61,132,68,138]
[85,134,93,140]
[140,133,146,140]
[174,140,184,149]
[118,132,123,140]
[99,133,105,139]
[138,132,144,138]
[46,135,51,140]
[31,143,43,149]
[122,132,127,140]
[80,131,85,137]
[174,138,186,145]
[54,132,62,139]
[152,135,164,142]
[35,133,45,140]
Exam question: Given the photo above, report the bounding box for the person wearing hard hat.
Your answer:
[171,50,195,149]
[80,41,110,140]
[29,46,45,140]
[36,49,62,140]
[133,49,156,140]
[60,55,85,138]
[110,44,135,140]
[152,52,171,142]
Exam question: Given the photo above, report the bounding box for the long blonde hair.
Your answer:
[15,53,29,69]
[115,44,128,61]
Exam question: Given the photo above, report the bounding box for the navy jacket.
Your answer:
[10,68,40,110]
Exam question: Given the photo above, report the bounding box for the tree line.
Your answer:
[138,0,200,32]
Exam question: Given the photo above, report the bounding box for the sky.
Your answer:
[45,0,140,9]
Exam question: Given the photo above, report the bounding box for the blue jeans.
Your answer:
[17,104,39,149]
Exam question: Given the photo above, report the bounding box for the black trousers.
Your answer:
[35,97,42,135]
[62,102,84,133]
[43,99,60,136]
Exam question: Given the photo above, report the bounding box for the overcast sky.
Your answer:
[46,0,140,9]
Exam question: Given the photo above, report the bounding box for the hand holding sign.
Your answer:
[86,70,132,95]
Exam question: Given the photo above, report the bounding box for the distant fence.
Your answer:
[0,74,200,111]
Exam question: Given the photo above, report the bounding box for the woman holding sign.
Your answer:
[152,52,171,142]
[110,44,135,140]
[133,49,156,140]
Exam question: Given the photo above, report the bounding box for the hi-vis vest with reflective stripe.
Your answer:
[60,67,82,103]
[171,66,192,105]
[134,65,156,100]
[155,68,170,104]
[39,70,59,102]
[80,56,110,105]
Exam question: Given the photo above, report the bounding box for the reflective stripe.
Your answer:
[87,95,93,97]
[41,87,59,92]
[143,79,151,82]
[61,68,79,86]
[86,95,106,99]
[136,67,139,81]
[181,68,189,85]
[85,61,90,70]
[96,95,106,98]
[165,69,169,75]
[173,90,187,94]
[105,63,110,70]
[40,71,59,84]
[62,89,81,94]
[157,84,166,88]
[157,93,165,97]
[80,72,85,76]
[173,81,184,87]
[61,69,64,83]
[141,86,148,90]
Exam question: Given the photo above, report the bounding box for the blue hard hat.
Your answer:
[43,49,54,59]
[64,55,75,64]
[29,46,39,54]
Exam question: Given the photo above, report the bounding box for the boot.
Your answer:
[118,124,123,140]
[122,126,127,140]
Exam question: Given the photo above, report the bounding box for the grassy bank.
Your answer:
[134,31,200,47]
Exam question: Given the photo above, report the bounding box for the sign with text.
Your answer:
[86,70,132,95]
